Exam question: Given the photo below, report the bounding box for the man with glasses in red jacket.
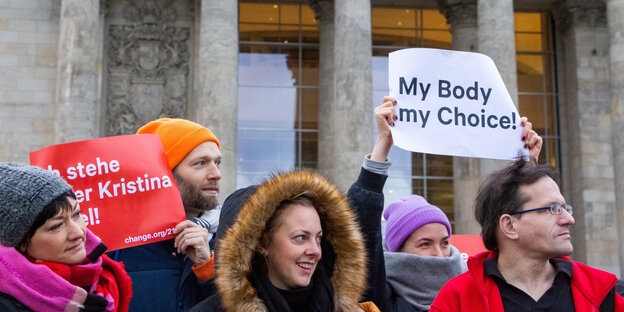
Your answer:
[431,159,624,311]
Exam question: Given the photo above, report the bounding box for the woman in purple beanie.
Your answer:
[382,194,467,312]
[368,96,543,312]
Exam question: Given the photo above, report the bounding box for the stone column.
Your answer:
[554,0,620,275]
[309,0,335,187]
[55,0,102,142]
[438,0,481,235]
[607,0,624,276]
[478,0,518,104]
[196,0,238,201]
[313,0,372,191]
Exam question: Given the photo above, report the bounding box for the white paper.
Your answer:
[388,48,528,160]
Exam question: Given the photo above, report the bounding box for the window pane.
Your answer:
[240,24,280,42]
[516,33,542,51]
[372,54,389,90]
[301,26,319,43]
[514,12,541,32]
[411,178,424,199]
[372,8,416,29]
[300,131,318,169]
[237,129,296,185]
[422,9,449,30]
[543,52,554,93]
[240,4,279,24]
[426,179,454,221]
[546,138,558,167]
[279,4,300,25]
[299,88,318,129]
[423,30,452,49]
[515,11,559,171]
[280,26,300,44]
[239,45,298,87]
[517,54,544,93]
[301,6,318,26]
[384,175,416,207]
[546,96,556,135]
[300,47,319,86]
[412,152,424,176]
[238,86,296,129]
[372,29,418,46]
[518,94,546,133]
[426,154,453,177]
[387,145,414,178]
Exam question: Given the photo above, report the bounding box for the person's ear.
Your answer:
[258,246,268,257]
[17,241,28,253]
[499,214,519,240]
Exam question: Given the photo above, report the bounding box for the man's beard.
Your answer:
[173,171,219,217]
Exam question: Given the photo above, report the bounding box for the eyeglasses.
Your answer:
[510,203,573,216]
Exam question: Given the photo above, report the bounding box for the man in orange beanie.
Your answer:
[109,118,222,312]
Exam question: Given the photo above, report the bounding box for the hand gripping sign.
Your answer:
[30,134,186,251]
[389,48,529,160]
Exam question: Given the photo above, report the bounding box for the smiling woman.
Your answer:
[190,168,387,312]
[0,163,132,312]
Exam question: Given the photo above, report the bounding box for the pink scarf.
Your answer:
[0,230,122,312]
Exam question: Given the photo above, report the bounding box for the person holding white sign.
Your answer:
[365,96,542,312]
[0,163,132,312]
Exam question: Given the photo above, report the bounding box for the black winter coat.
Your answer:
[191,168,387,312]
[0,293,32,312]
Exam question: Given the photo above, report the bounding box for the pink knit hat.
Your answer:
[383,195,452,252]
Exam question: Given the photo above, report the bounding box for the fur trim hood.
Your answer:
[215,171,367,312]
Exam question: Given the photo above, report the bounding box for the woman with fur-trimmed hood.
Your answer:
[190,165,387,312]
[189,132,391,311]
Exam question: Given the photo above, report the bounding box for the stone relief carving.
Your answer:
[106,0,191,135]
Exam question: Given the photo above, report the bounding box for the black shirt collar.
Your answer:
[484,257,573,281]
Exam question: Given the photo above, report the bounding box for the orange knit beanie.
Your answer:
[137,118,220,169]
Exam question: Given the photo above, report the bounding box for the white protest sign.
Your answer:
[388,48,528,160]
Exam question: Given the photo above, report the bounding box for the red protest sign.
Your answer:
[450,235,487,262]
[30,134,186,251]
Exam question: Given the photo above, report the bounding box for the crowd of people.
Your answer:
[1,96,623,311]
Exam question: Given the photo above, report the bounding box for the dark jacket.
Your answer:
[191,168,387,312]
[430,250,624,311]
[108,239,215,312]
[0,293,31,312]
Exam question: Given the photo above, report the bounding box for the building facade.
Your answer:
[0,0,622,276]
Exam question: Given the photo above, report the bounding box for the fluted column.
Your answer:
[607,0,624,276]
[478,0,517,104]
[313,0,372,191]
[55,0,102,142]
[195,0,238,201]
[554,0,620,275]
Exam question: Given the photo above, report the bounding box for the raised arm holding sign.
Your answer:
[365,95,542,312]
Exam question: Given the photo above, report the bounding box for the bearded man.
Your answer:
[109,118,222,312]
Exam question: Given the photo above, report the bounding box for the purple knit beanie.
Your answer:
[383,195,452,252]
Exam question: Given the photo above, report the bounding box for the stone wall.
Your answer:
[0,0,60,162]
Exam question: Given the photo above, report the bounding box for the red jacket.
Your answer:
[430,251,624,312]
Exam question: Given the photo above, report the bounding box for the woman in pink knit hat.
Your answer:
[368,96,543,312]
